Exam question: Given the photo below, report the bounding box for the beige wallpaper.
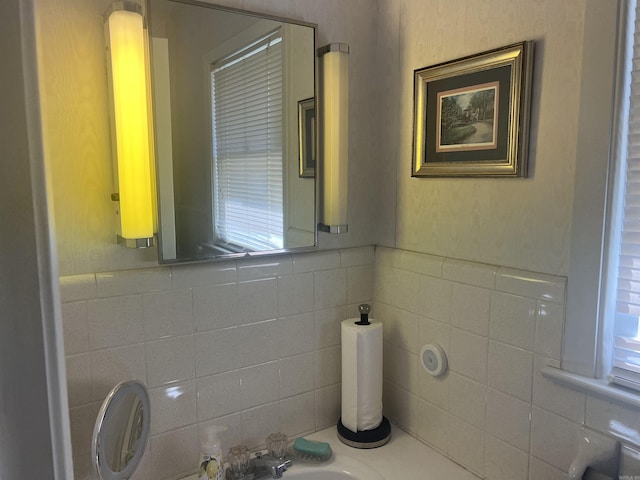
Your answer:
[38,0,585,277]
[36,0,159,275]
[386,0,584,277]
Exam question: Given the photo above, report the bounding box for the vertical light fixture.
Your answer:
[317,43,349,234]
[104,1,157,248]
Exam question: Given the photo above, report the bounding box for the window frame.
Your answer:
[564,0,627,378]
[557,0,640,407]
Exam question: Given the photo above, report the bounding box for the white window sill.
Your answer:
[542,365,640,410]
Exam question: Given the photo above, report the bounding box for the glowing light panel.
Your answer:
[105,3,156,247]
[318,43,349,234]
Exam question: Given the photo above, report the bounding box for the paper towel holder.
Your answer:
[355,303,371,325]
[337,416,391,449]
[337,303,391,449]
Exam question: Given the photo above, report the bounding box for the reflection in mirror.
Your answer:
[92,380,150,480]
[148,0,317,263]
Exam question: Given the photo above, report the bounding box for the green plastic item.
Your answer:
[292,437,332,462]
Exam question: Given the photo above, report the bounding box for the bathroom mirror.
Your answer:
[147,0,317,263]
[92,380,150,480]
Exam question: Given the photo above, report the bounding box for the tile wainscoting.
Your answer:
[60,246,640,480]
[376,246,640,480]
[60,247,374,480]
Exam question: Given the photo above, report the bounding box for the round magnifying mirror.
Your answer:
[92,380,151,480]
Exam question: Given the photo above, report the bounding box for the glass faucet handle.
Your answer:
[266,432,289,459]
[227,445,251,478]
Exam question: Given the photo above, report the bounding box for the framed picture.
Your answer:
[298,97,316,178]
[412,41,533,177]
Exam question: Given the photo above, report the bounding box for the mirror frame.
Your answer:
[92,380,151,480]
[150,0,320,265]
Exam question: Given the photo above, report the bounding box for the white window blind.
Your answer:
[211,31,284,251]
[610,1,640,391]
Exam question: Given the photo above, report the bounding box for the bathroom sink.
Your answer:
[286,473,361,480]
[179,452,385,480]
[285,453,384,480]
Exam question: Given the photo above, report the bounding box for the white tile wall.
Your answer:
[87,295,145,349]
[529,456,568,480]
[196,371,241,420]
[530,406,581,472]
[91,345,147,402]
[149,382,198,435]
[531,356,585,424]
[150,425,199,479]
[195,328,240,376]
[240,402,281,450]
[143,288,194,339]
[379,247,640,479]
[277,313,315,357]
[534,301,565,360]
[145,335,195,387]
[585,396,640,446]
[239,362,280,410]
[448,415,485,476]
[192,283,238,331]
[450,327,489,384]
[451,283,491,336]
[443,259,497,289]
[487,341,533,402]
[279,353,315,398]
[484,434,529,480]
[486,388,531,452]
[60,247,374,480]
[417,397,449,454]
[61,302,89,354]
[448,373,486,429]
[377,248,594,479]
[279,391,316,437]
[277,273,314,316]
[95,268,172,297]
[314,306,346,349]
[314,383,340,429]
[489,292,536,350]
[61,245,640,480]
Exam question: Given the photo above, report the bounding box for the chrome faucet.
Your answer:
[226,433,292,480]
[252,451,293,479]
[225,451,292,480]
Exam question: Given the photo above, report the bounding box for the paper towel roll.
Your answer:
[341,319,383,433]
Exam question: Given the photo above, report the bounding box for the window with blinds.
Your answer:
[211,30,284,252]
[609,1,640,391]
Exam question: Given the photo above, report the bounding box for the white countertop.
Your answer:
[182,424,479,480]
[305,424,479,480]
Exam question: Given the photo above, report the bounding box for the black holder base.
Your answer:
[336,416,391,449]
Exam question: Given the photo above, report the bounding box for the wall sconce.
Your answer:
[104,1,156,248]
[317,43,349,234]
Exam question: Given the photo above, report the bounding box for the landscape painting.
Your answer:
[411,41,534,177]
[436,81,499,153]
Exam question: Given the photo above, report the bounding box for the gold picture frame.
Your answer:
[412,41,534,177]
[298,97,316,178]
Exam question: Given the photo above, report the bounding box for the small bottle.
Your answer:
[199,426,226,480]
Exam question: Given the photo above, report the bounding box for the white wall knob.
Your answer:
[420,344,447,377]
